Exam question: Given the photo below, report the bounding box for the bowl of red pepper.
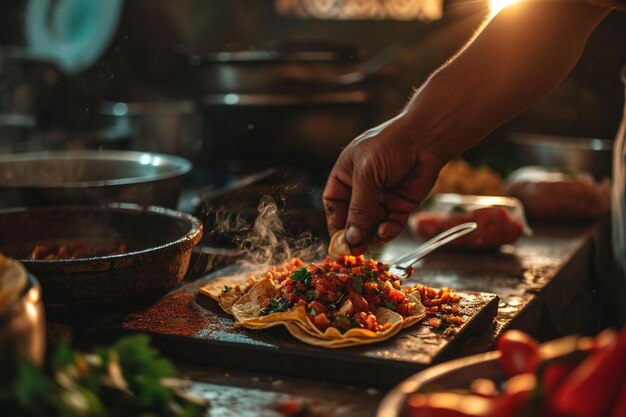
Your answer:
[377,326,626,417]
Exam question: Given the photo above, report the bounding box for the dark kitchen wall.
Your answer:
[1,1,625,180]
[80,0,490,180]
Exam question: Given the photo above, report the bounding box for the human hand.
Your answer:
[322,114,446,255]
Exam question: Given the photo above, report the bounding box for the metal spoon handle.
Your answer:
[391,222,478,268]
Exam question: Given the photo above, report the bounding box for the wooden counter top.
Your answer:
[47,217,613,417]
[166,217,613,417]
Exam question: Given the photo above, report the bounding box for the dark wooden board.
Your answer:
[120,268,499,388]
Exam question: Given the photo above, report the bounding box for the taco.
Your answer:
[198,258,305,313]
[204,255,427,348]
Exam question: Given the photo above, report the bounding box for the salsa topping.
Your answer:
[259,255,421,333]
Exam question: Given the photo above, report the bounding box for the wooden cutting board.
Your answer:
[120,268,499,388]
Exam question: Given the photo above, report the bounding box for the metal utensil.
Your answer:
[388,222,478,278]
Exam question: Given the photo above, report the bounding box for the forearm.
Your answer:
[401,1,612,161]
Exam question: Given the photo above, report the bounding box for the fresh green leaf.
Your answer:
[14,359,51,410]
[328,293,345,310]
[1,334,208,417]
[364,270,378,282]
[289,267,311,286]
[384,301,397,311]
[352,276,363,294]
[259,297,291,316]
[51,338,75,370]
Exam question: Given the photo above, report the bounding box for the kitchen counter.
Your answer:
[46,215,614,417]
[168,216,613,417]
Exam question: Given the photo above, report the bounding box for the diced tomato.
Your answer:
[313,312,331,329]
[326,291,341,303]
[274,398,307,416]
[447,316,463,325]
[429,318,441,328]
[336,273,351,283]
[347,293,369,312]
[388,288,406,302]
[307,300,327,315]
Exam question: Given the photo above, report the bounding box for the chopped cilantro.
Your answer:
[328,293,345,310]
[364,270,378,281]
[290,267,311,286]
[222,286,232,293]
[308,308,318,316]
[384,301,397,311]
[259,298,291,316]
[352,276,363,294]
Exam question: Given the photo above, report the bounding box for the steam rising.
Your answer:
[201,192,326,273]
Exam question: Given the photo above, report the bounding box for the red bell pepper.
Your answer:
[549,326,626,417]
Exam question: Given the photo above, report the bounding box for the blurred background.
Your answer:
[1,0,625,186]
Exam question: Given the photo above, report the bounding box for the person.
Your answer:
[322,0,625,256]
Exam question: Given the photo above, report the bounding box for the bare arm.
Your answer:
[323,1,612,255]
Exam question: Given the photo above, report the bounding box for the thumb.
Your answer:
[345,167,381,255]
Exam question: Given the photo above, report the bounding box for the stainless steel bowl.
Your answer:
[508,132,613,180]
[0,150,192,209]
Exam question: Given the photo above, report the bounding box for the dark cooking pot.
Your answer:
[0,204,203,313]
[0,150,192,209]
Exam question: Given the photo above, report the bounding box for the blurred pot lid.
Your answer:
[25,0,123,74]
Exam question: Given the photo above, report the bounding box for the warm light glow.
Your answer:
[490,0,519,15]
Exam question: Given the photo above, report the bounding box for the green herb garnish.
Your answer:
[0,335,208,417]
[328,293,345,310]
[384,301,397,311]
[352,276,363,294]
[364,270,378,282]
[222,286,232,293]
[290,266,312,286]
[259,297,292,316]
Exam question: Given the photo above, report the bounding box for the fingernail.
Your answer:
[346,226,363,245]
[378,223,402,242]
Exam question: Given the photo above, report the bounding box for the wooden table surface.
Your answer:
[166,217,612,417]
[48,217,613,417]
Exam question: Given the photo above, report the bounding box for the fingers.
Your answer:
[323,127,446,255]
[323,171,351,239]
[343,158,382,255]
